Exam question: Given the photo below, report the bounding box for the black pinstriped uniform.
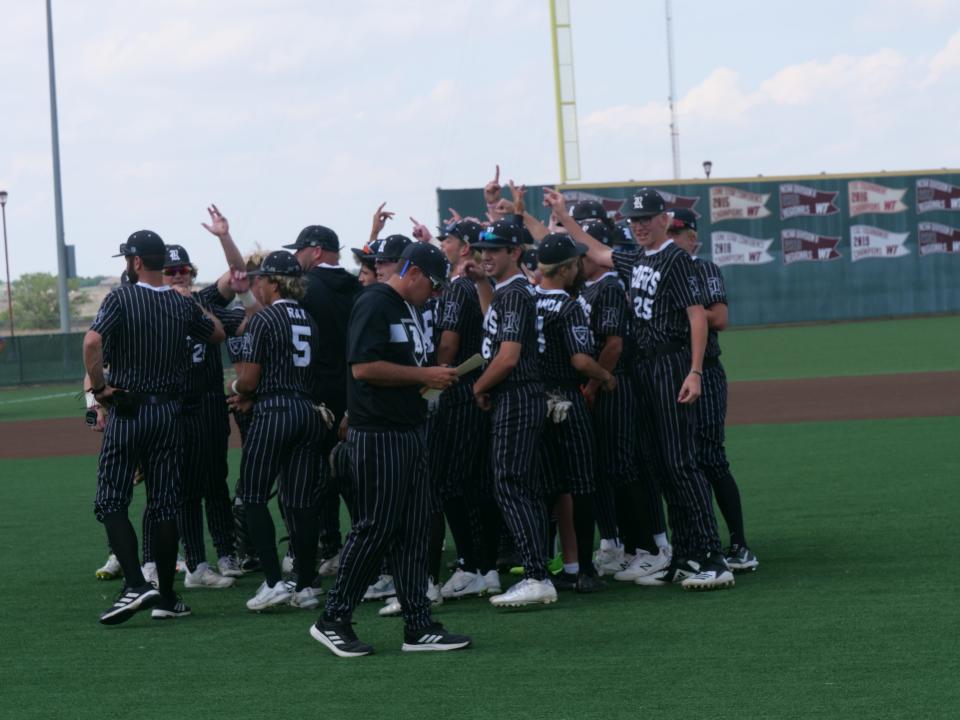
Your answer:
[92,283,214,523]
[535,287,595,496]
[692,258,748,547]
[482,274,548,581]
[579,271,638,541]
[324,283,435,631]
[226,333,252,440]
[612,240,723,561]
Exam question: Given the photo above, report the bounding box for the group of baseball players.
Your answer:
[84,170,758,658]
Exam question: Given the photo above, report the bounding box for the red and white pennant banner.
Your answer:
[710,186,771,222]
[918,222,960,256]
[711,232,774,266]
[916,178,960,213]
[850,225,910,262]
[781,229,841,265]
[848,181,907,217]
[779,183,839,219]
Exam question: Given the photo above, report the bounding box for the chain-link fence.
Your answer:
[0,333,86,386]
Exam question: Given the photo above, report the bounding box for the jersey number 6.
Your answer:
[291,324,312,367]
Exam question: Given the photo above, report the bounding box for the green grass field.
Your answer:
[1,317,958,719]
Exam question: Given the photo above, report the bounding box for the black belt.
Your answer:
[546,380,582,392]
[703,356,720,369]
[255,390,313,402]
[635,341,686,360]
[124,392,180,405]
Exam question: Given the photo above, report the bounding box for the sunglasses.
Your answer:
[163,265,193,276]
[479,231,511,243]
[400,260,443,291]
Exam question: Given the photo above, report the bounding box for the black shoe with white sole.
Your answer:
[725,544,759,573]
[634,558,701,587]
[310,617,374,658]
[99,584,161,625]
[401,623,472,652]
[681,554,736,591]
[151,595,192,619]
[551,571,578,591]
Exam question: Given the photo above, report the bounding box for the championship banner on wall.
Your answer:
[916,178,960,213]
[562,189,701,220]
[658,190,701,217]
[850,225,910,262]
[848,181,907,216]
[711,232,774,266]
[779,183,839,219]
[710,186,771,222]
[918,222,960,256]
[781,229,841,265]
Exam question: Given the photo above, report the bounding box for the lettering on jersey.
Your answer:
[631,265,660,295]
[536,297,563,313]
[285,306,308,320]
[191,342,205,364]
[421,307,435,355]
[572,326,591,347]
[687,275,701,299]
[707,276,724,298]
[502,311,520,335]
[577,295,592,319]
[401,318,426,365]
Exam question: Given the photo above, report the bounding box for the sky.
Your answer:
[1,0,959,282]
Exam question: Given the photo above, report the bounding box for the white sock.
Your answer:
[563,562,579,575]
[654,533,669,550]
[600,538,619,551]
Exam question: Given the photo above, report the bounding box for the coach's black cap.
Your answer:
[669,207,698,232]
[283,225,340,252]
[400,243,449,289]
[378,234,413,261]
[571,199,606,222]
[113,230,165,258]
[248,250,302,277]
[472,219,523,249]
[351,238,384,268]
[580,219,616,248]
[536,233,587,265]
[620,188,667,219]
[163,244,192,267]
[448,220,483,245]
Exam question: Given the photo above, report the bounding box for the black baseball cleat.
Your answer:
[725,544,759,573]
[634,558,701,587]
[681,554,736,592]
[310,617,374,658]
[551,571,579,591]
[575,573,606,594]
[151,594,192,620]
[99,584,161,625]
[401,623,472,652]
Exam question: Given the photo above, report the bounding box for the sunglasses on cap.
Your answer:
[400,260,443,291]
[163,265,193,276]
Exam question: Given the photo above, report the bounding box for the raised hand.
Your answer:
[228,268,250,294]
[446,207,463,224]
[461,259,487,282]
[410,217,433,243]
[201,204,230,238]
[542,187,568,216]
[508,181,526,215]
[483,165,502,205]
[371,202,395,238]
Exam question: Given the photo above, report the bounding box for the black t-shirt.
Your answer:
[481,274,541,385]
[299,265,362,413]
[243,300,320,397]
[90,283,215,394]
[535,287,594,386]
[694,257,727,359]
[346,283,429,430]
[435,276,484,377]
[183,284,244,394]
[579,271,632,375]
[612,240,704,352]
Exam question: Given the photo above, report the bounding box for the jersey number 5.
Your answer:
[291,325,312,367]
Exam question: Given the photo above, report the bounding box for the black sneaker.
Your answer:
[99,584,161,625]
[310,617,374,658]
[552,571,578,591]
[634,558,701,587]
[401,623,472,652]
[240,556,262,574]
[151,594,192,619]
[725,544,759,573]
[575,573,606,594]
[681,554,736,592]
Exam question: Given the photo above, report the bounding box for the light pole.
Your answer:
[0,190,13,339]
[703,160,713,179]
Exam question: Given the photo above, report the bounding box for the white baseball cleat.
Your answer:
[290,586,323,610]
[363,574,396,601]
[483,570,502,595]
[96,554,122,580]
[593,546,626,577]
[246,580,293,611]
[489,578,558,608]
[141,562,158,588]
[185,562,236,589]
[440,569,488,599]
[217,555,244,578]
[614,548,671,582]
[317,551,341,577]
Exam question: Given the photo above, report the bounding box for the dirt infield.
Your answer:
[1,371,958,460]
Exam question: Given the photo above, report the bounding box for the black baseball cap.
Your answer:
[283,225,340,252]
[669,208,698,232]
[536,233,587,265]
[448,220,483,245]
[351,238,384,268]
[247,250,302,277]
[113,230,165,258]
[615,222,635,245]
[521,248,539,273]
[580,219,616,248]
[400,243,450,289]
[163,244,192,267]
[377,234,413,261]
[472,219,523,249]
[571,199,606,222]
[620,188,667,219]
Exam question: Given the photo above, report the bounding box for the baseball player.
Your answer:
[351,239,384,288]
[468,219,554,608]
[534,233,616,593]
[232,251,326,612]
[668,209,758,572]
[312,243,471,657]
[85,230,225,624]
[547,188,734,591]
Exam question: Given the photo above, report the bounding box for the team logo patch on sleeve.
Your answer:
[707,276,723,298]
[687,276,701,298]
[502,312,520,334]
[601,307,618,329]
[572,326,591,346]
[442,301,459,325]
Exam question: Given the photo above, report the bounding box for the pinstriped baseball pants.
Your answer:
[324,427,433,631]
[591,373,638,539]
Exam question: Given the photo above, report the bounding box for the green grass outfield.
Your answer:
[1,417,958,719]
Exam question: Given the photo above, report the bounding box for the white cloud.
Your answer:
[925,29,960,84]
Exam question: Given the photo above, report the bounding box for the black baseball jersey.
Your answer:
[90,283,215,393]
[612,240,704,351]
[579,271,632,375]
[226,333,248,365]
[535,287,594,386]
[299,265,362,411]
[346,283,429,431]
[694,258,726,359]
[435,276,484,371]
[420,296,438,367]
[242,300,320,396]
[481,274,541,384]
[183,285,244,395]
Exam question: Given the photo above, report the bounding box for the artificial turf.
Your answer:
[1,416,957,719]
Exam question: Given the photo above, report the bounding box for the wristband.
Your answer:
[85,391,97,409]
[237,290,256,308]
[690,370,703,378]
[230,379,239,395]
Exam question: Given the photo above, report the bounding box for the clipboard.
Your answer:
[420,353,484,401]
